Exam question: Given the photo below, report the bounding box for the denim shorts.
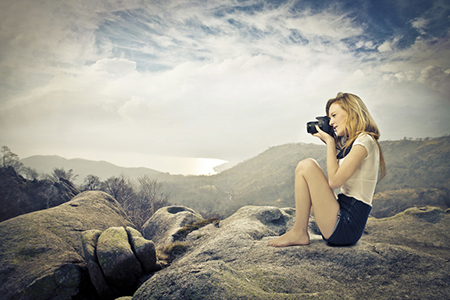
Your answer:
[323,194,372,246]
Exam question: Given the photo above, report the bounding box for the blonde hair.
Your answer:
[326,92,386,179]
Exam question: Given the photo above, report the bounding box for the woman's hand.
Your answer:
[312,125,334,145]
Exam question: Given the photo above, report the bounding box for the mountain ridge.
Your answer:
[21,154,166,184]
[20,136,450,218]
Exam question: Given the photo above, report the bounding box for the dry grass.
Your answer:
[173,217,220,241]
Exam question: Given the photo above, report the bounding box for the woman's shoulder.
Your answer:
[355,132,375,143]
[354,133,376,152]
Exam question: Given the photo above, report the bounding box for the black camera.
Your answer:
[306,116,334,136]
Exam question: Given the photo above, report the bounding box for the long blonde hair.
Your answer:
[326,92,386,179]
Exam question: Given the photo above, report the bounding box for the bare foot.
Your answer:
[268,229,310,247]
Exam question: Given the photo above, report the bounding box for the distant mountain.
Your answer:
[21,155,167,184]
[375,137,450,192]
[20,136,450,218]
[159,136,450,218]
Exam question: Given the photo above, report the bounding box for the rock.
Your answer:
[81,226,159,299]
[81,230,120,300]
[126,227,159,273]
[364,206,450,260]
[97,227,143,292]
[142,205,203,245]
[133,205,450,300]
[0,191,133,300]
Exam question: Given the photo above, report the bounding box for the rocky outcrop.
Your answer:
[133,205,450,300]
[81,226,159,299]
[2,192,449,300]
[142,205,203,245]
[0,166,80,222]
[364,206,450,260]
[0,191,133,300]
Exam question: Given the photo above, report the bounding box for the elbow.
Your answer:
[328,179,342,190]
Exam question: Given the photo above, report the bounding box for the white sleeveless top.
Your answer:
[338,133,379,206]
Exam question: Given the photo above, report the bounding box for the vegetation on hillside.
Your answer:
[0,147,170,228]
[3,135,449,223]
[160,136,450,218]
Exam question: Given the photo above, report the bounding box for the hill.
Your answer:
[21,155,168,184]
[376,137,450,192]
[159,136,450,217]
[20,136,450,218]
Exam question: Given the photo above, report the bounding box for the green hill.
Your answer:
[19,136,450,219]
[160,136,450,218]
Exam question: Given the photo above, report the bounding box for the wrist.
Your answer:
[325,136,336,146]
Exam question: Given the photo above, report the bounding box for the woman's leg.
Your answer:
[268,158,339,247]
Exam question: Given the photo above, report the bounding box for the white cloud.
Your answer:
[285,11,363,39]
[92,58,137,77]
[418,65,450,93]
[1,0,449,174]
[378,37,401,52]
[411,17,429,35]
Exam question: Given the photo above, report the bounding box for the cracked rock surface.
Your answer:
[0,191,133,300]
[133,205,450,300]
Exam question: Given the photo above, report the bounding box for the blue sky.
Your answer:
[0,0,449,175]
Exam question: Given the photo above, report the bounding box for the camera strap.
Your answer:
[337,144,352,159]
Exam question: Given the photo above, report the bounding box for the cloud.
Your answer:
[92,58,137,77]
[285,10,363,40]
[418,65,450,94]
[378,37,401,52]
[1,0,449,173]
[411,17,429,35]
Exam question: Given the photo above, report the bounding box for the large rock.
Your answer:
[142,205,203,245]
[96,227,143,292]
[364,206,450,260]
[81,229,121,300]
[127,227,158,273]
[0,191,133,300]
[81,226,159,299]
[133,205,450,300]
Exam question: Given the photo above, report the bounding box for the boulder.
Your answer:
[133,205,450,300]
[126,227,159,273]
[96,227,143,292]
[142,205,203,245]
[0,191,133,300]
[81,226,159,299]
[81,230,120,300]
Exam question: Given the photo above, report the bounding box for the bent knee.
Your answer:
[295,158,320,174]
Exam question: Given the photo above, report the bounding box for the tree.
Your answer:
[131,175,170,230]
[101,174,135,207]
[1,146,24,172]
[49,167,78,183]
[39,167,80,208]
[81,174,101,191]
[21,166,40,180]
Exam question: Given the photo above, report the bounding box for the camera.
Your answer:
[306,116,334,136]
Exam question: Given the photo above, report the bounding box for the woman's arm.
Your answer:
[327,145,367,189]
[313,126,367,189]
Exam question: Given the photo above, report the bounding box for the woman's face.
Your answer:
[329,102,348,137]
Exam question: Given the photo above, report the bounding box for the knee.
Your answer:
[295,158,319,175]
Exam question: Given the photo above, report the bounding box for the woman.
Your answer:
[268,92,385,247]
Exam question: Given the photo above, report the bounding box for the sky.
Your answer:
[0,0,449,175]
